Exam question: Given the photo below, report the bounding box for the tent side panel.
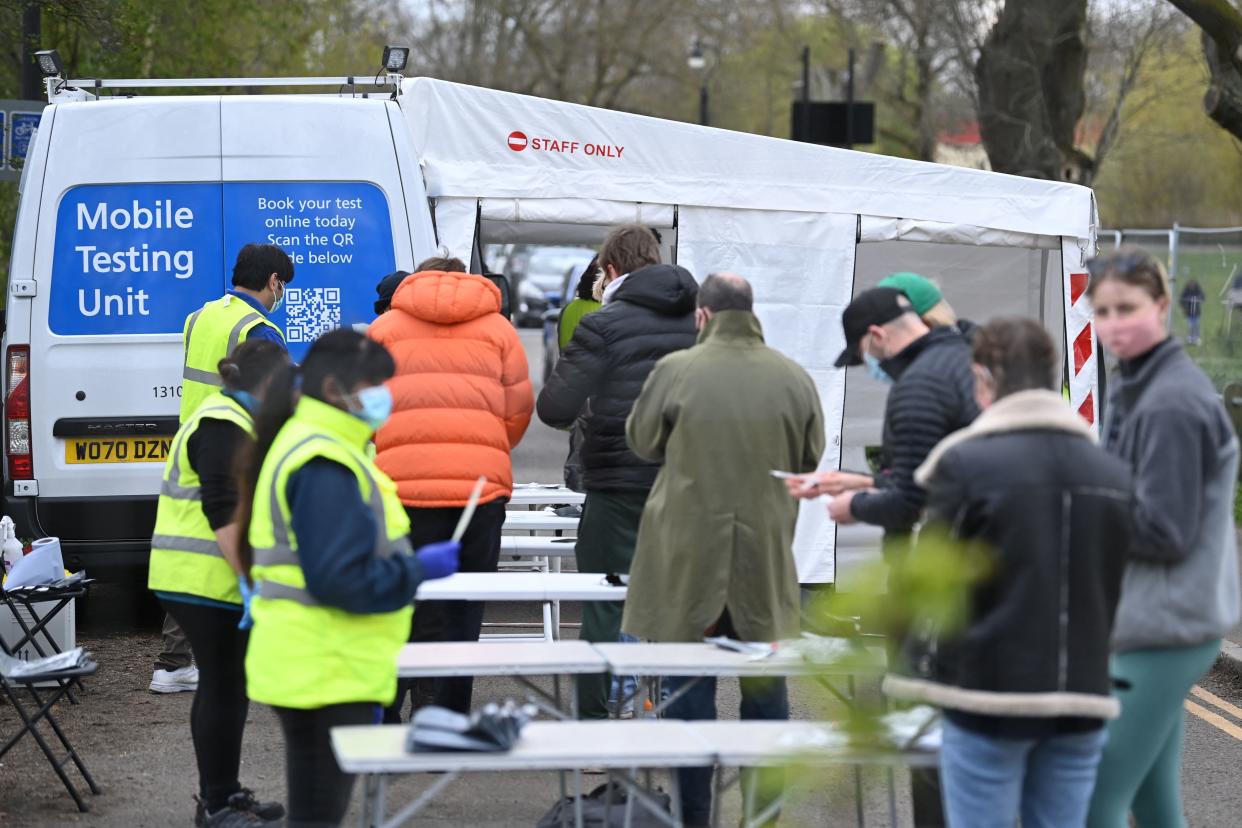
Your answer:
[431,197,480,263]
[677,207,856,584]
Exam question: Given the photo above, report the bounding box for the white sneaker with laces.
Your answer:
[150,665,199,693]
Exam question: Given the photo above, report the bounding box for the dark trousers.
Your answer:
[160,599,249,812]
[154,611,193,671]
[574,489,647,719]
[273,702,375,827]
[384,500,506,721]
[665,611,789,826]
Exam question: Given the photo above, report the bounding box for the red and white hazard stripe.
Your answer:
[1063,240,1098,429]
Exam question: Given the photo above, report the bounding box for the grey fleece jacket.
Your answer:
[1105,339,1240,652]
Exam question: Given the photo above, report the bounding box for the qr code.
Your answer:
[284,287,341,343]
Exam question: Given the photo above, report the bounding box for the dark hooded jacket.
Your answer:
[883,390,1134,732]
[537,263,698,492]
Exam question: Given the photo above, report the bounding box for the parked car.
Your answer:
[515,246,595,327]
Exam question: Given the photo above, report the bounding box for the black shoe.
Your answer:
[199,804,278,827]
[194,791,285,827]
[228,788,285,822]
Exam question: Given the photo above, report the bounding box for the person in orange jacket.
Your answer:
[368,256,534,719]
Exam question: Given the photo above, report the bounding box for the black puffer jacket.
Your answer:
[537,264,698,492]
[883,390,1133,728]
[851,327,979,534]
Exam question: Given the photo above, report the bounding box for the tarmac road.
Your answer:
[2,330,1241,826]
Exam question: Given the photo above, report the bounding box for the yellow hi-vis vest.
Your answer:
[180,294,283,421]
[148,392,254,605]
[245,396,413,709]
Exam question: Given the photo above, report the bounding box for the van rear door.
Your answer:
[26,97,224,555]
[218,97,417,359]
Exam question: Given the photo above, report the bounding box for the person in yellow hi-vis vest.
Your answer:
[148,339,290,828]
[180,243,292,421]
[154,244,295,698]
[238,328,460,827]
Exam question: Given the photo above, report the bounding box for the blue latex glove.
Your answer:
[238,576,255,630]
[415,540,461,580]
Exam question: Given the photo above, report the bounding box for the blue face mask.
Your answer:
[270,281,285,314]
[349,384,393,430]
[863,351,893,385]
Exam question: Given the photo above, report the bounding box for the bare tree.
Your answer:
[1085,1,1185,181]
[405,0,704,109]
[820,0,996,161]
[1165,0,1242,141]
[974,0,1091,181]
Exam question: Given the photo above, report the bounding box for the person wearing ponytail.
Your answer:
[238,328,460,828]
[1085,248,1241,828]
[147,339,290,828]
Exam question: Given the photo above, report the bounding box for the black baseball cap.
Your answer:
[834,287,913,368]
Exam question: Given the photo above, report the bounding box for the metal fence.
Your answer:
[1100,226,1242,394]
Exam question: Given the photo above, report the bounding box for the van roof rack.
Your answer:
[55,75,403,100]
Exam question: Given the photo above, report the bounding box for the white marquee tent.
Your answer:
[398,77,1101,584]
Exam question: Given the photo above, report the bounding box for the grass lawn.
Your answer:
[1166,247,1242,522]
[1171,247,1242,392]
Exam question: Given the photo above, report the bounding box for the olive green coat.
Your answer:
[621,310,825,643]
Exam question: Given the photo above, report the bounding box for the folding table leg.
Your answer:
[1,681,96,811]
[359,774,374,828]
[542,600,555,642]
[669,769,684,828]
[27,685,100,796]
[573,769,585,828]
[550,556,563,638]
[558,769,570,828]
[375,775,388,827]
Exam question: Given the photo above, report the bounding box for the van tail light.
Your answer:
[6,346,32,480]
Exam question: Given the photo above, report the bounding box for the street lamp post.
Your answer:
[688,38,710,126]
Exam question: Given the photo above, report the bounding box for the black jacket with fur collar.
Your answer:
[883,389,1134,725]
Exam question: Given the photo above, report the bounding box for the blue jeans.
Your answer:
[608,632,639,714]
[941,717,1107,828]
[664,675,789,826]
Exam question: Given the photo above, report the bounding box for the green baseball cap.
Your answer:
[876,272,943,316]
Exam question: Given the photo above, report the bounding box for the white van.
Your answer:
[5,70,1099,581]
[5,85,437,569]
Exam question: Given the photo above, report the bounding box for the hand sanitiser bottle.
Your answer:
[0,516,22,575]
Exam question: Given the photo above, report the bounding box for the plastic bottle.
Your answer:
[0,517,21,575]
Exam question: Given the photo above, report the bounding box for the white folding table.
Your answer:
[510,484,586,507]
[592,641,887,715]
[396,641,607,719]
[334,717,940,828]
[593,640,892,828]
[497,511,580,639]
[502,511,580,534]
[416,573,624,642]
[416,572,624,602]
[500,536,578,559]
[684,719,939,828]
[334,720,709,828]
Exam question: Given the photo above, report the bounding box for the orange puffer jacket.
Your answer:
[369,271,533,507]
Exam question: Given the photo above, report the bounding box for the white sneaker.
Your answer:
[150,665,199,693]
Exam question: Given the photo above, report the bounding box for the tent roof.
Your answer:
[400,77,1096,240]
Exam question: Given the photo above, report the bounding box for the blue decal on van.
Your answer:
[223,182,395,361]
[50,183,225,335]
[49,182,396,357]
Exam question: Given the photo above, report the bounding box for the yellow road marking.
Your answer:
[1190,685,1242,722]
[1184,699,1242,741]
